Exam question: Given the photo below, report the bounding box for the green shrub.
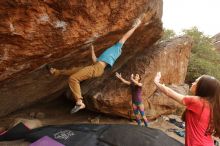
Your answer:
[182,27,220,83]
[186,53,220,83]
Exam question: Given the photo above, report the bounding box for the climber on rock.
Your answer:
[47,19,142,114]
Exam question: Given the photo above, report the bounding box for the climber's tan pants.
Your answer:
[57,62,105,102]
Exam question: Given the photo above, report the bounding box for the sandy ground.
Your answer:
[0,98,218,146]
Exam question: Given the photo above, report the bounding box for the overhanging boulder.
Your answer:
[0,0,163,117]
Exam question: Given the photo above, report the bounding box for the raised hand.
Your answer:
[115,72,122,79]
[154,72,161,84]
[132,19,141,28]
[131,74,134,80]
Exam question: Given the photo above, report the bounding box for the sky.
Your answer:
[162,0,220,36]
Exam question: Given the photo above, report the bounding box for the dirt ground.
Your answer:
[0,97,219,146]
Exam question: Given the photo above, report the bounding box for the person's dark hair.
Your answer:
[195,75,220,137]
[138,74,142,81]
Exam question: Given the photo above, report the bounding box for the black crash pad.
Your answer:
[25,124,183,146]
[0,122,30,141]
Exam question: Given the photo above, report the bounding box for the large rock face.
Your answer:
[0,0,162,82]
[0,0,163,117]
[84,36,193,118]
